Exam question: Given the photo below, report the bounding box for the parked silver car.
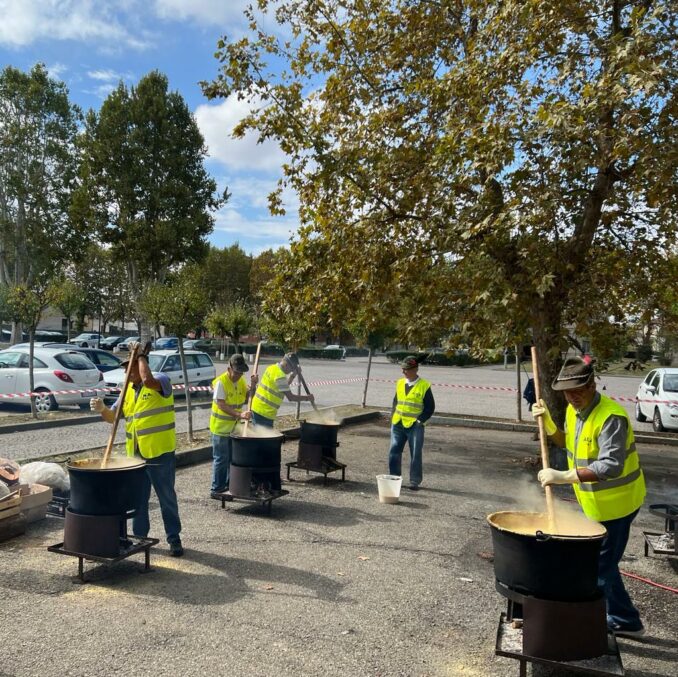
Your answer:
[635,367,678,432]
[103,350,216,401]
[0,347,103,412]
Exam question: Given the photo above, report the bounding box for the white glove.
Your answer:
[127,340,141,353]
[532,398,557,435]
[538,468,579,487]
[89,397,105,413]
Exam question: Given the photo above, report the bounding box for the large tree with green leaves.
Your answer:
[205,0,677,419]
[76,70,226,340]
[201,244,252,308]
[0,64,83,342]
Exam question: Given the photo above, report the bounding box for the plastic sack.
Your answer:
[0,479,10,500]
[19,462,70,492]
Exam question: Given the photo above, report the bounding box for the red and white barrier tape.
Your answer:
[1,377,676,407]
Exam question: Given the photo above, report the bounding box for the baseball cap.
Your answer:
[229,353,249,373]
[400,356,419,369]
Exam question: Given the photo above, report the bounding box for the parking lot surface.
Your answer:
[1,422,676,676]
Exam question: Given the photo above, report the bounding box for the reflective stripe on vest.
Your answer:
[210,372,247,436]
[391,378,430,429]
[123,383,176,459]
[251,363,286,420]
[565,395,646,521]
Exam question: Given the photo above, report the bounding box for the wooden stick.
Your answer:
[297,369,318,411]
[531,346,557,531]
[242,341,262,437]
[101,345,139,468]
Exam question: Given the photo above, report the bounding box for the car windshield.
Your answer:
[148,355,165,371]
[664,375,678,392]
[54,353,97,370]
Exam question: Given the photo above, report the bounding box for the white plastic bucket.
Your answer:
[376,474,402,504]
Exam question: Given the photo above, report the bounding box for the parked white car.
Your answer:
[103,350,216,401]
[0,347,103,413]
[324,344,347,359]
[635,367,678,432]
[69,333,102,348]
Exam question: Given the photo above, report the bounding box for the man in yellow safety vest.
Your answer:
[90,341,183,557]
[251,352,314,427]
[533,355,646,638]
[388,356,435,491]
[210,353,258,499]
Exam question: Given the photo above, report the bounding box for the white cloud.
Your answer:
[0,1,152,50]
[195,95,288,173]
[47,62,68,78]
[213,206,297,243]
[87,69,124,81]
[153,0,250,28]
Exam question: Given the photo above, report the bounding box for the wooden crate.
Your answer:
[0,491,22,521]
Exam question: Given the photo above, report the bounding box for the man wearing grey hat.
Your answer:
[533,355,646,638]
[209,353,258,499]
[251,352,314,427]
[388,356,435,490]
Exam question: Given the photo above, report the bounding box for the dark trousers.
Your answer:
[132,451,182,546]
[598,508,642,628]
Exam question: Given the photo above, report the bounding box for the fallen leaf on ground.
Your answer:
[337,572,345,576]
[357,556,370,561]
[264,585,274,590]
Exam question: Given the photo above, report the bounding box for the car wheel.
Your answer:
[80,342,88,348]
[195,380,211,397]
[652,408,665,433]
[634,401,647,422]
[34,388,58,413]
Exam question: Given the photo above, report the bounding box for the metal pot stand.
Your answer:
[642,503,677,557]
[48,535,159,583]
[495,583,624,676]
[286,441,346,483]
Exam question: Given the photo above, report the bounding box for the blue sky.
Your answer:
[0,0,298,255]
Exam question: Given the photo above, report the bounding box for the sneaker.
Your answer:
[169,542,184,557]
[210,490,233,501]
[409,484,420,491]
[609,622,645,639]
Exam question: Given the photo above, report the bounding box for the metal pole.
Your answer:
[295,381,301,419]
[516,343,522,422]
[362,347,373,408]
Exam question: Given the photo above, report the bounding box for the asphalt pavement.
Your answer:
[0,421,676,676]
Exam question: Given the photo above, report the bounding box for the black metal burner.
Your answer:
[496,612,624,676]
[48,536,159,583]
[643,503,678,557]
[286,438,346,483]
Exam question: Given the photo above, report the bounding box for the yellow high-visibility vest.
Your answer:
[251,363,288,420]
[565,395,645,521]
[123,383,175,459]
[391,378,431,428]
[210,372,247,436]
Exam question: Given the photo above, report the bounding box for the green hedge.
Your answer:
[345,347,370,357]
[385,350,482,367]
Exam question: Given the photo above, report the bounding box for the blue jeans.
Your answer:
[211,433,233,492]
[132,451,182,546]
[599,508,642,629]
[388,421,424,487]
[252,411,274,427]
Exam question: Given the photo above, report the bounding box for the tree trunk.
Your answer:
[178,341,194,441]
[530,301,567,427]
[29,330,37,419]
[10,321,23,345]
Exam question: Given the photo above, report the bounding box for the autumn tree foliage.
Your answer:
[205,0,677,415]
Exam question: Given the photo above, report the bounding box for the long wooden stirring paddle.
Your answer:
[101,344,140,468]
[242,341,262,437]
[531,346,557,532]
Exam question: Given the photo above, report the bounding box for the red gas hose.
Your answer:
[620,570,678,594]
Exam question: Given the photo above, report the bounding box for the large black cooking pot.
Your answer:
[300,420,340,449]
[67,457,146,516]
[487,511,607,602]
[230,431,284,468]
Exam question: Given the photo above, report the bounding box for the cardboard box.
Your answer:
[0,491,22,521]
[21,484,53,524]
